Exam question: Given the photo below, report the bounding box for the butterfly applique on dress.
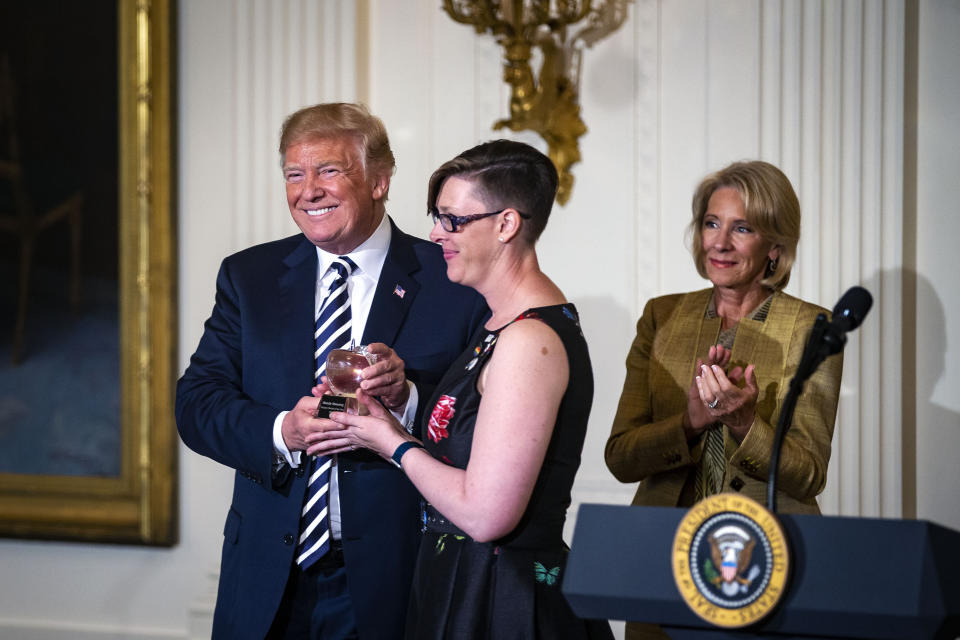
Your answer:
[533,561,560,586]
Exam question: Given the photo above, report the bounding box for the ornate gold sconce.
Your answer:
[443,0,630,205]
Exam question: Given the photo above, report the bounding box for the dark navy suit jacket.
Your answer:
[176,219,488,639]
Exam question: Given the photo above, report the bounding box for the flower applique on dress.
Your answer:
[427,395,456,443]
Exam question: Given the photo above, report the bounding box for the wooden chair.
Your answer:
[0,53,83,364]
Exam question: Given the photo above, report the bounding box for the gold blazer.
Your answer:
[605,288,843,515]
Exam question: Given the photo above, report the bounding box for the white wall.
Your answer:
[915,0,960,531]
[0,1,957,638]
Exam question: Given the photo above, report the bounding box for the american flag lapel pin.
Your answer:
[393,284,406,299]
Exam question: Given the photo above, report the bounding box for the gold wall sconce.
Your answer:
[443,0,630,205]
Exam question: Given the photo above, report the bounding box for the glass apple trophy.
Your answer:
[317,342,378,417]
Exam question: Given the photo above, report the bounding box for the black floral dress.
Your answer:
[405,304,613,640]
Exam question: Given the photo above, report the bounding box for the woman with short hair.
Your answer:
[314,140,613,639]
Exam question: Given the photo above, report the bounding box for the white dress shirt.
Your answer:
[271,214,418,539]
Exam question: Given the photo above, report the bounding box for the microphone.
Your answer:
[820,286,873,356]
[766,286,873,513]
[831,285,873,333]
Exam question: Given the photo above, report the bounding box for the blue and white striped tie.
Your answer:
[296,255,356,569]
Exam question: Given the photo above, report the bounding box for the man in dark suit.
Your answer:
[176,103,488,639]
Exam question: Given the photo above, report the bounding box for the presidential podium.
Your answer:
[563,504,960,640]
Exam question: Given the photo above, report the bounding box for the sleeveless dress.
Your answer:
[405,304,613,640]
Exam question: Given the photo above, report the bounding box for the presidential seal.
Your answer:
[671,493,789,628]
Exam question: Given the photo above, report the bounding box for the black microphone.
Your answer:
[831,285,873,333]
[766,286,873,513]
[820,286,873,356]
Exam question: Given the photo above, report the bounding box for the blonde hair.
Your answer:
[278,102,395,183]
[689,160,800,290]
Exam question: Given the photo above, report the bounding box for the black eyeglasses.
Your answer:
[429,208,530,232]
[429,209,504,232]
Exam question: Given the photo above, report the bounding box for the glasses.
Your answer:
[429,208,530,232]
[430,208,505,232]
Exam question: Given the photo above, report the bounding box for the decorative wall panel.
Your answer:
[228,0,357,251]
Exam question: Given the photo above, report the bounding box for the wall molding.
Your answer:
[0,622,183,640]
[228,0,358,251]
[713,0,906,519]
[634,0,661,314]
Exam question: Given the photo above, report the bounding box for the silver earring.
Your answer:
[498,236,505,243]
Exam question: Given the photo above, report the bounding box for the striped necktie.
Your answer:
[296,255,356,569]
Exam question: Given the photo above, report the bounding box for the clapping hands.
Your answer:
[684,344,758,442]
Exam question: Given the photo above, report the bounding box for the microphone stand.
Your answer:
[766,313,843,513]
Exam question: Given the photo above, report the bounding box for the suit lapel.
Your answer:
[731,291,800,371]
[362,220,421,346]
[278,236,319,395]
[690,292,722,364]
[731,315,762,371]
[733,291,801,422]
[668,289,720,381]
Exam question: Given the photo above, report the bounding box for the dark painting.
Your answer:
[0,0,176,545]
[0,1,121,477]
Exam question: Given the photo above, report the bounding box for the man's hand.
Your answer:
[281,395,341,452]
[359,343,410,411]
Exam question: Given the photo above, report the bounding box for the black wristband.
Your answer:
[390,441,425,468]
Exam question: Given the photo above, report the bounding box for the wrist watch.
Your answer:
[390,441,425,468]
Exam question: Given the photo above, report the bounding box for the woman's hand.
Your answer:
[306,388,414,460]
[695,361,759,441]
[683,344,732,439]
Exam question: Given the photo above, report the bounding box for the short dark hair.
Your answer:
[689,160,801,290]
[278,102,395,181]
[426,140,558,242]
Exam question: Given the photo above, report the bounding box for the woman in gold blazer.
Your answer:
[606,162,843,640]
[606,160,843,517]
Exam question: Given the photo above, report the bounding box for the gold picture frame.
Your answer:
[0,0,177,545]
